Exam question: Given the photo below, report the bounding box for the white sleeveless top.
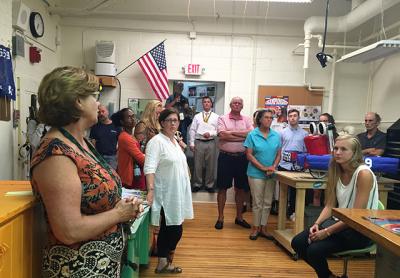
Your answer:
[336,164,379,209]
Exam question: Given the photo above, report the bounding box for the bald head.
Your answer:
[364,112,381,132]
[230,97,243,105]
[229,97,243,114]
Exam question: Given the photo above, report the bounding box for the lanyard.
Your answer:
[58,127,122,197]
[202,112,211,123]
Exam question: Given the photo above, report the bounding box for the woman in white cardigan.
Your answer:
[144,108,193,274]
[291,135,379,278]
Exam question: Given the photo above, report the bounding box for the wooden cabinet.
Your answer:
[0,181,42,278]
[0,220,13,277]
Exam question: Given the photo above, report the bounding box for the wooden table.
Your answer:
[332,208,400,278]
[272,171,398,257]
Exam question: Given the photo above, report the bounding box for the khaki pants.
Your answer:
[193,140,216,189]
[248,177,275,227]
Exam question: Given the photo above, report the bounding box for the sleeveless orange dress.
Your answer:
[31,138,123,277]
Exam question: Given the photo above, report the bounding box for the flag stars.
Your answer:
[151,45,167,70]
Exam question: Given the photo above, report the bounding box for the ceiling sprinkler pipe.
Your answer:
[303,32,311,69]
[304,0,400,35]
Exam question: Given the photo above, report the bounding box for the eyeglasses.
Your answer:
[163,119,179,124]
[91,92,100,101]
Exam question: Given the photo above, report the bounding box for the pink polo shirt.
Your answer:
[218,112,253,153]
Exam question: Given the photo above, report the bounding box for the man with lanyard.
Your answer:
[357,112,386,156]
[215,97,253,230]
[89,105,120,169]
[189,96,219,193]
[165,81,192,144]
[278,109,308,220]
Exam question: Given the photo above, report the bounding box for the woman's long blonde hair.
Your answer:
[140,100,162,131]
[325,135,364,207]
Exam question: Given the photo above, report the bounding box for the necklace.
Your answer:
[58,127,122,196]
[202,111,211,123]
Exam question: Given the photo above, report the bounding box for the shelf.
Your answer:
[97,76,117,87]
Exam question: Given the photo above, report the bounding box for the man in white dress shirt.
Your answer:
[189,96,219,193]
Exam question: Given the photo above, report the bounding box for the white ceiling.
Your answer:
[51,0,353,21]
[49,0,400,44]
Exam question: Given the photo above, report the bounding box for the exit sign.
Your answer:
[184,64,203,76]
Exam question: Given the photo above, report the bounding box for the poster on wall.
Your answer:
[264,96,289,123]
[288,105,321,128]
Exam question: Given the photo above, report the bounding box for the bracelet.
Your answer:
[314,222,320,226]
[324,228,331,237]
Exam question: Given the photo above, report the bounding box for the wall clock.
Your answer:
[29,12,44,38]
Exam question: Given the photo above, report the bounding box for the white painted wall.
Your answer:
[60,16,374,125]
[0,0,14,179]
[0,0,61,180]
[370,53,400,130]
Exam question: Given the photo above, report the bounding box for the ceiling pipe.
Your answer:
[304,0,400,35]
[49,0,117,16]
[303,0,400,69]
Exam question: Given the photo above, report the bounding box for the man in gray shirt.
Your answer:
[357,112,386,156]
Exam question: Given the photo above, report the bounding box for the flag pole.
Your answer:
[115,39,167,77]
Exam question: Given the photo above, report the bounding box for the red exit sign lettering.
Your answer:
[184,64,202,76]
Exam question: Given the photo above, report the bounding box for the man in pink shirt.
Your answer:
[215,97,253,230]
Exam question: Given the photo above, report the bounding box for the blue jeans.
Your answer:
[102,154,117,170]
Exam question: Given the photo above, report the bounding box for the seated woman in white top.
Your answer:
[291,135,379,278]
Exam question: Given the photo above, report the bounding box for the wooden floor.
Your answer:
[140,203,375,278]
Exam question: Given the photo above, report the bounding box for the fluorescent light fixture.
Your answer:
[337,40,400,63]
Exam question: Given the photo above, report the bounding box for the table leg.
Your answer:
[278,183,288,230]
[294,188,306,235]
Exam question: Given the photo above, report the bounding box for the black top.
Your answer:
[357,129,386,150]
[89,122,120,155]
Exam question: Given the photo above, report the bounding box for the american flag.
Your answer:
[138,42,169,101]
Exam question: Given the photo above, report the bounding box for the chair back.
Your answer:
[377,200,385,210]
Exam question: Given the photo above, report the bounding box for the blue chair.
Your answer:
[332,201,384,278]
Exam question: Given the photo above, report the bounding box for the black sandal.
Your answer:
[155,265,183,274]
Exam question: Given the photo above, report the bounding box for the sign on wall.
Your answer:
[183,64,203,76]
[288,105,321,128]
[264,96,289,123]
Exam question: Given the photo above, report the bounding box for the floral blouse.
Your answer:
[31,138,123,278]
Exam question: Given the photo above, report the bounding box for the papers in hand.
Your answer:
[5,190,33,196]
[121,187,147,200]
[197,123,214,137]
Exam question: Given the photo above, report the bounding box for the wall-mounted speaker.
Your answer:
[12,34,25,57]
[12,1,31,31]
